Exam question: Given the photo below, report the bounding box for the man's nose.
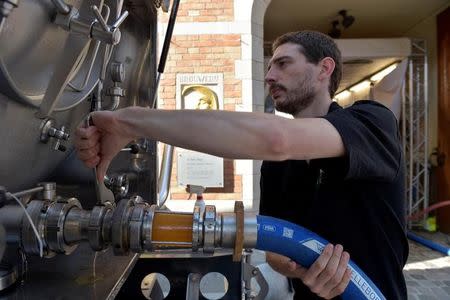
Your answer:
[265,69,276,85]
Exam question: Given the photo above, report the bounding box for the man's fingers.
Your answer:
[291,262,307,278]
[75,126,98,139]
[84,156,100,168]
[287,260,297,272]
[267,252,293,276]
[77,144,101,161]
[329,251,350,288]
[319,249,350,297]
[286,244,352,299]
[74,131,100,150]
[302,244,334,286]
[286,260,308,278]
[315,244,344,287]
[327,267,353,299]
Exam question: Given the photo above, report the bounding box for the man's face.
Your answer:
[265,43,319,115]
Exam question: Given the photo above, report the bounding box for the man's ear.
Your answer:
[318,57,335,81]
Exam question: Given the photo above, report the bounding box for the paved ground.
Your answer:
[404,231,450,300]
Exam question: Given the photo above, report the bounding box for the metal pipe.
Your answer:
[11,186,44,198]
[151,72,161,109]
[423,40,429,224]
[9,196,257,259]
[219,212,258,249]
[151,0,181,208]
[63,207,90,244]
[157,144,174,207]
[408,59,413,229]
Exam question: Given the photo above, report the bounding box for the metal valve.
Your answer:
[47,125,70,141]
[105,173,130,198]
[40,119,70,152]
[105,63,126,110]
[51,126,69,152]
[90,5,129,45]
[53,2,129,45]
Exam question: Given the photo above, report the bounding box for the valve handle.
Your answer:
[91,5,109,32]
[91,5,129,32]
[112,11,129,29]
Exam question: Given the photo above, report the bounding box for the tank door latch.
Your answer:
[53,3,129,46]
[39,118,70,152]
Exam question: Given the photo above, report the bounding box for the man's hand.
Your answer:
[266,244,352,299]
[74,110,134,181]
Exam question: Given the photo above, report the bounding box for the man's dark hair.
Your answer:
[272,31,342,98]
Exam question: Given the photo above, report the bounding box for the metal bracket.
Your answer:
[242,263,269,300]
[233,201,244,261]
[186,273,201,300]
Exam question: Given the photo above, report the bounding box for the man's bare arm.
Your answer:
[117,107,345,161]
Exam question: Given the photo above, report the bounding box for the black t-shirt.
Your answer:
[259,100,409,300]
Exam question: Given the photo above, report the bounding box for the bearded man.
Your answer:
[74,31,408,299]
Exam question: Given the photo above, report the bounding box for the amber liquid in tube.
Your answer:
[151,212,193,248]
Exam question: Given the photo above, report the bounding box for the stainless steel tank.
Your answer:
[0,0,157,193]
[0,2,263,299]
[0,0,159,297]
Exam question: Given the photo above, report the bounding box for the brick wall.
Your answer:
[158,0,243,201]
[159,0,234,23]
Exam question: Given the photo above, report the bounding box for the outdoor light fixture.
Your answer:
[334,63,400,103]
[370,63,398,82]
[334,90,351,101]
[349,80,371,93]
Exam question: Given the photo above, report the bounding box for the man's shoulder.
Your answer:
[346,100,394,115]
[334,100,398,125]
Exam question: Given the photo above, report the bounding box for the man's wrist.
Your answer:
[117,106,142,140]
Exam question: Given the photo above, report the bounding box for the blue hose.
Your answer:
[255,215,386,300]
[407,231,450,256]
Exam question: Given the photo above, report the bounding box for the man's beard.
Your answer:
[273,74,316,116]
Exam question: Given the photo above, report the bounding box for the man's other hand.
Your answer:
[266,244,352,299]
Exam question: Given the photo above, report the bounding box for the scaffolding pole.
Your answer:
[403,39,429,229]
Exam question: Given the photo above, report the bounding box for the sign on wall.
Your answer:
[177,151,224,187]
[176,73,224,109]
[175,73,224,188]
